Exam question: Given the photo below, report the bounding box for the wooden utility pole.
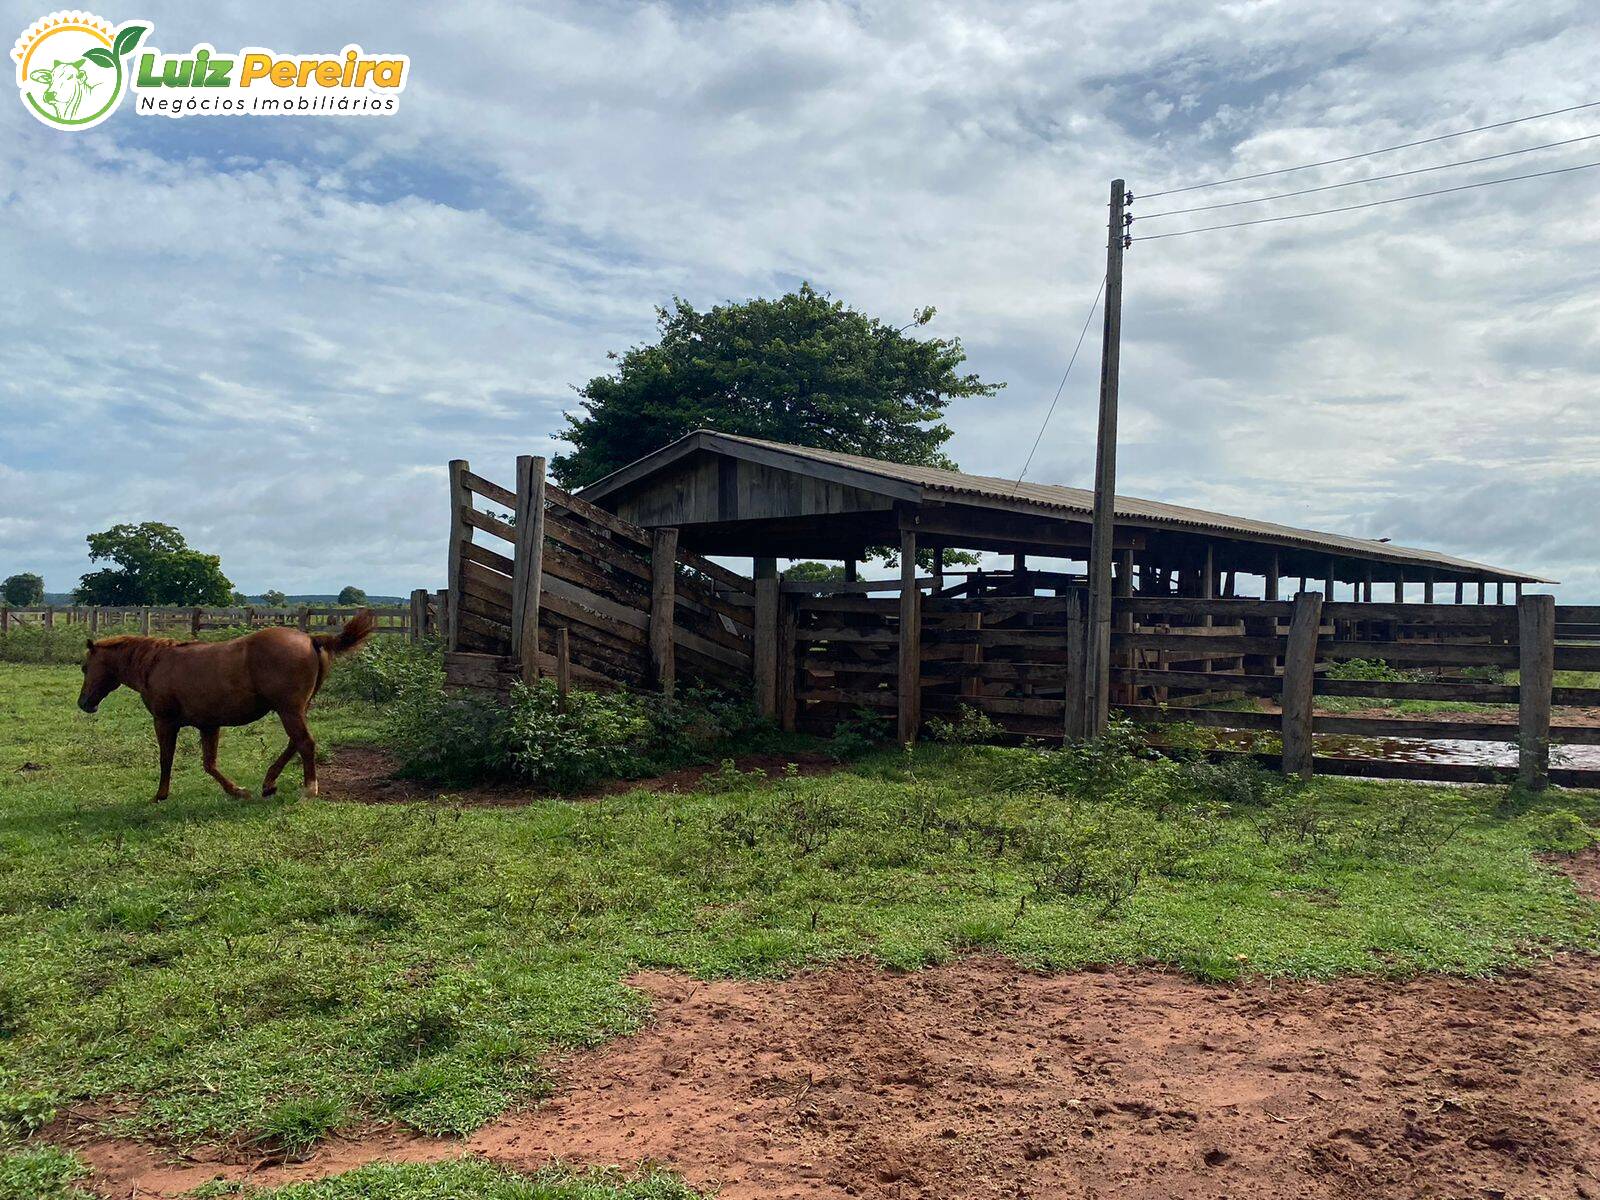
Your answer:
[1083,178,1129,737]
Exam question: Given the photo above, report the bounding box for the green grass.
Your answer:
[187,1159,701,1199]
[0,1145,93,1200]
[1,661,1598,1163]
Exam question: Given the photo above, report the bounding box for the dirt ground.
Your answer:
[319,746,841,807]
[61,854,1600,1199]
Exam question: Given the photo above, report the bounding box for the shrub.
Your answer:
[0,1088,57,1139]
[1008,718,1156,802]
[503,683,652,793]
[828,706,892,760]
[1175,758,1300,811]
[1326,658,1422,683]
[321,637,443,704]
[382,682,512,786]
[1018,805,1155,915]
[926,704,1003,745]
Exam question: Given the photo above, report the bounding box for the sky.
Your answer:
[3,0,1598,600]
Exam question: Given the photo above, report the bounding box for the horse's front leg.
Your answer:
[152,718,178,802]
[199,727,250,799]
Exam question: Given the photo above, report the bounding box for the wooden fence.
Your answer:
[441,457,755,698]
[780,578,1600,789]
[0,602,441,640]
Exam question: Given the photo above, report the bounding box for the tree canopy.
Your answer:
[74,522,233,606]
[337,585,368,605]
[551,283,1001,489]
[261,589,288,608]
[2,572,45,605]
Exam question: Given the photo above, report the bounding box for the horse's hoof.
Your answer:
[304,781,319,798]
[261,785,277,798]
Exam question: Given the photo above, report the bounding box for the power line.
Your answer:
[1138,131,1600,220]
[1142,98,1600,199]
[1133,155,1600,242]
[1013,274,1106,492]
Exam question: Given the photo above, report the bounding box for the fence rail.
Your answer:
[0,602,441,639]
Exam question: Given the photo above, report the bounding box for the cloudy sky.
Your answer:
[4,0,1598,600]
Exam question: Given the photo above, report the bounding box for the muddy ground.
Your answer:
[66,935,1600,1197]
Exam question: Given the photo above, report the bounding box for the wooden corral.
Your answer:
[445,432,1592,789]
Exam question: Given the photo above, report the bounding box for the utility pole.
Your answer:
[1082,178,1129,737]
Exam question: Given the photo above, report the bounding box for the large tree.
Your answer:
[2,572,45,605]
[74,522,233,606]
[337,585,368,605]
[551,283,1001,489]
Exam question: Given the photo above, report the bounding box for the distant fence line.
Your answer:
[0,599,448,641]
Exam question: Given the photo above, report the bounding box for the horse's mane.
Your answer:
[91,635,195,689]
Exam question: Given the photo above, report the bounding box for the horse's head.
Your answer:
[79,639,121,713]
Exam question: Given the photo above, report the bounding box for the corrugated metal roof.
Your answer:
[585,430,1549,583]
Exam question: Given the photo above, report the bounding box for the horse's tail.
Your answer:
[312,609,376,659]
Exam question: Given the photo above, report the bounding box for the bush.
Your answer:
[0,1088,57,1139]
[1326,658,1422,683]
[926,704,1002,745]
[0,1146,91,1200]
[383,682,512,786]
[503,684,653,793]
[827,706,891,760]
[321,637,443,704]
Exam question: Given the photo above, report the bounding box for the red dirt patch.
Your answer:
[319,745,839,807]
[67,950,1600,1199]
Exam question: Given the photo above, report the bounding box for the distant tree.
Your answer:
[74,522,233,606]
[552,283,1002,490]
[337,585,368,605]
[230,591,249,606]
[260,589,288,607]
[2,572,45,605]
[783,562,845,584]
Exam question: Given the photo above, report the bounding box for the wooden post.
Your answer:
[961,612,983,701]
[88,607,99,636]
[1516,581,1524,602]
[1517,593,1555,791]
[1084,177,1128,737]
[897,527,922,744]
[1324,560,1336,599]
[409,589,428,643]
[777,593,798,732]
[1064,589,1087,740]
[1496,581,1505,605]
[139,607,151,636]
[555,626,571,702]
[1,607,9,636]
[649,526,679,699]
[1455,580,1464,604]
[753,560,779,718]
[1113,549,1135,703]
[190,607,201,637]
[844,558,858,583]
[297,605,311,632]
[1394,574,1403,604]
[1423,571,1435,604]
[446,459,470,652]
[1478,580,1486,604]
[1281,591,1324,778]
[433,589,448,638]
[1264,551,1281,602]
[511,454,548,685]
[43,606,54,630]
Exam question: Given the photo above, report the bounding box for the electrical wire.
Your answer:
[1141,99,1600,199]
[1133,155,1600,241]
[1137,131,1600,220]
[1012,274,1106,492]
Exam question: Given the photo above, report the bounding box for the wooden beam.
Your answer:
[446,459,470,652]
[754,558,779,717]
[511,455,548,685]
[1281,591,1323,778]
[650,527,679,698]
[898,527,922,744]
[1518,593,1555,791]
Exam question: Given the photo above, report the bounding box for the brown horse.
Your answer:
[77,611,375,802]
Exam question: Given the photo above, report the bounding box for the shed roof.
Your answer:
[580,430,1548,583]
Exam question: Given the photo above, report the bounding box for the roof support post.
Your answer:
[897,527,922,745]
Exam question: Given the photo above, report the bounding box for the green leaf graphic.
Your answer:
[83,46,115,68]
[112,24,147,58]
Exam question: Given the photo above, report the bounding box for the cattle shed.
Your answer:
[577,429,1544,597]
[440,435,1594,788]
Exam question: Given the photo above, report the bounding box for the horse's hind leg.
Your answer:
[264,707,317,798]
[200,727,249,798]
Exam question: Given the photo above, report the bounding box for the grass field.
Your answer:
[2,658,1598,1195]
